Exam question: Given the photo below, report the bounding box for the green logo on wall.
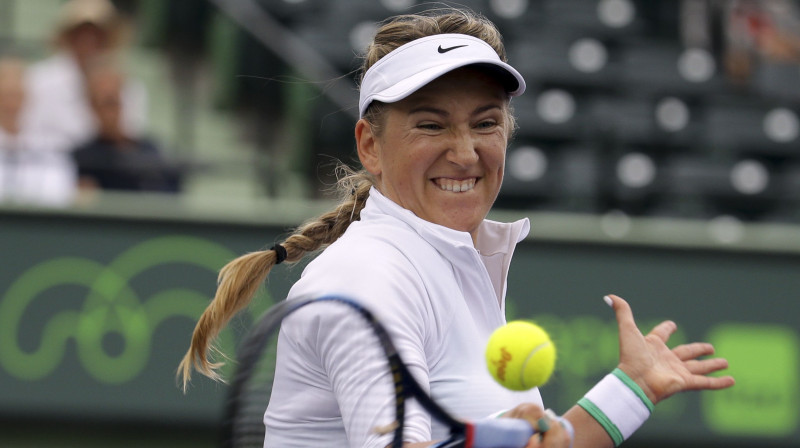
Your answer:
[704,323,799,436]
[0,235,265,384]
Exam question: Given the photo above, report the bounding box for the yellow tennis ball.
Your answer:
[485,320,556,391]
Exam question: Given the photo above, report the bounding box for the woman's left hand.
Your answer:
[606,294,735,405]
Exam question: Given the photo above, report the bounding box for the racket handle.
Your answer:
[470,418,534,448]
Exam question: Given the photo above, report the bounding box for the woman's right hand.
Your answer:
[503,404,573,448]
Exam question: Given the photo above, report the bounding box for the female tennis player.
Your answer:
[180,8,734,448]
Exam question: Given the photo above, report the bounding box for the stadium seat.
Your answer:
[498,142,557,209]
[751,62,800,104]
[778,162,800,204]
[215,0,800,225]
[702,100,800,158]
[550,143,604,212]
[508,34,621,90]
[763,162,800,224]
[541,0,644,36]
[618,41,725,96]
[513,87,590,141]
[498,141,605,213]
[602,149,664,215]
[662,155,782,220]
[257,0,329,27]
[285,0,399,73]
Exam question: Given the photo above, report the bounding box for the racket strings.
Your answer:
[328,308,405,447]
[228,334,279,447]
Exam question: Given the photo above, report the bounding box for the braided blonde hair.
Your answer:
[178,8,511,389]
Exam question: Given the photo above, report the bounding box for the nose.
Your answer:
[446,132,479,167]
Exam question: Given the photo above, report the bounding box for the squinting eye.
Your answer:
[477,121,498,129]
[418,123,442,130]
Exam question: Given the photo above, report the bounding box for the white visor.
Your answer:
[358,33,526,118]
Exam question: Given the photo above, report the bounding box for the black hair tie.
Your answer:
[271,244,287,265]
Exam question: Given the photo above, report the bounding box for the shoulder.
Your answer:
[310,217,452,284]
[301,227,421,291]
[290,221,440,309]
[27,54,76,87]
[71,139,103,159]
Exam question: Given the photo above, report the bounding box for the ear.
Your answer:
[355,119,381,176]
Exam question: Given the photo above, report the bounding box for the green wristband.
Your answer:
[611,368,655,413]
[578,397,625,446]
[578,370,654,446]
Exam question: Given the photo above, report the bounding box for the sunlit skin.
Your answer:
[0,61,25,135]
[356,67,511,244]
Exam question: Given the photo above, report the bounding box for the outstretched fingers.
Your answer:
[672,342,716,361]
[673,340,735,386]
[683,357,731,375]
[682,367,736,391]
[606,294,651,350]
[604,293,735,404]
[648,320,678,343]
[605,294,635,331]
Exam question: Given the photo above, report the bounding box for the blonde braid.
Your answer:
[178,169,373,389]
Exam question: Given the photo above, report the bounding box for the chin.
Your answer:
[439,215,482,234]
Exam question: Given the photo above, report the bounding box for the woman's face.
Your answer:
[357,67,510,239]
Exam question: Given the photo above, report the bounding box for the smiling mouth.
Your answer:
[433,178,477,193]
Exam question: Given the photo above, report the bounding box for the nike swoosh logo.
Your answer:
[438,44,468,54]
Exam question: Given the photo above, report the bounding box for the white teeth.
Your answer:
[435,178,476,192]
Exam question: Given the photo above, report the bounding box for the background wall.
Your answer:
[0,204,797,447]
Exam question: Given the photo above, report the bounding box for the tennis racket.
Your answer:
[221,294,541,448]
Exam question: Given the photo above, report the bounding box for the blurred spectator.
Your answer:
[72,59,178,193]
[24,0,148,154]
[733,1,800,59]
[720,0,800,85]
[0,57,77,206]
[682,0,800,85]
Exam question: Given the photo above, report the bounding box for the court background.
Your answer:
[1,0,799,447]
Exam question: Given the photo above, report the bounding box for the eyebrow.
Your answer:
[408,105,448,116]
[407,103,503,117]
